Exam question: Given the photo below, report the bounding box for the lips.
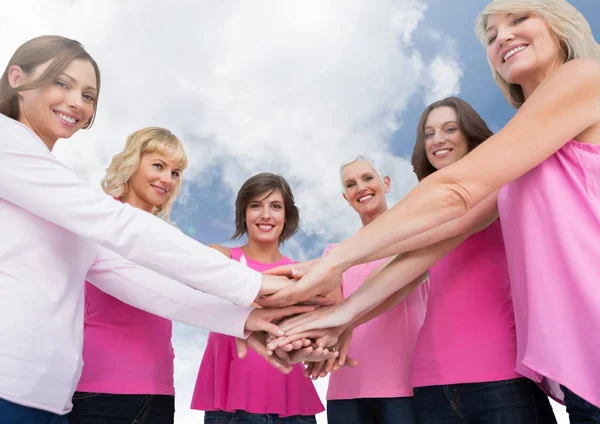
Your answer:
[151,184,168,195]
[357,194,374,203]
[501,43,529,63]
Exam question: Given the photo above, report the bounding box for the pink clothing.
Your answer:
[498,140,600,407]
[411,221,520,387]
[326,244,428,400]
[192,247,324,416]
[77,282,175,394]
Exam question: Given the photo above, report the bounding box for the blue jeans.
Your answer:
[0,397,68,424]
[204,409,316,424]
[327,397,417,424]
[413,377,557,423]
[68,392,174,424]
[562,385,600,423]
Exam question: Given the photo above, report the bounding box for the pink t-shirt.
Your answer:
[498,140,600,407]
[326,244,428,400]
[411,221,520,387]
[191,247,324,417]
[77,282,175,394]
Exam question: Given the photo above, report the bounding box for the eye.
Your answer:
[513,15,527,25]
[249,203,260,209]
[424,132,434,139]
[153,163,163,170]
[55,80,69,89]
[364,176,373,182]
[272,204,283,209]
[346,182,355,188]
[171,171,180,178]
[445,127,457,134]
[487,34,497,45]
[83,94,96,102]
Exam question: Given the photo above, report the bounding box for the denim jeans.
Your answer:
[0,397,68,424]
[69,392,174,424]
[204,409,316,424]
[327,397,418,424]
[413,377,557,424]
[562,385,600,423]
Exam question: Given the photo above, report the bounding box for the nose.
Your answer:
[66,89,84,111]
[496,25,514,49]
[432,131,446,145]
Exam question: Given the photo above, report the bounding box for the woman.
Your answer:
[0,35,300,423]
[408,97,555,423]
[192,173,323,424]
[69,127,186,423]
[268,0,600,421]
[324,156,427,424]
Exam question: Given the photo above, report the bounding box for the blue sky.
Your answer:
[1,1,596,423]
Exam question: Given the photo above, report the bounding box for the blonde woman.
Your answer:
[69,127,186,423]
[268,1,600,421]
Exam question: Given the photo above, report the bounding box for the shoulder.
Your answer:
[556,59,600,92]
[208,244,232,259]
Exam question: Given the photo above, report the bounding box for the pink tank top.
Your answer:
[191,247,324,416]
[411,221,520,387]
[325,245,428,400]
[498,140,600,407]
[77,282,174,394]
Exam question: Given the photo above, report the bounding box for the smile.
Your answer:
[358,194,374,203]
[503,44,528,62]
[151,185,168,195]
[433,148,452,157]
[257,224,275,231]
[53,111,78,126]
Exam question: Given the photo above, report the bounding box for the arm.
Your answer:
[325,60,600,273]
[0,116,275,307]
[86,247,252,338]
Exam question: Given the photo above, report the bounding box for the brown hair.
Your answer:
[233,172,300,244]
[0,35,101,128]
[411,97,493,181]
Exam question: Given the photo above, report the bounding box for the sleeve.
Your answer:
[86,246,253,338]
[0,116,260,307]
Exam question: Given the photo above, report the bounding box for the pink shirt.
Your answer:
[326,244,428,400]
[77,282,175,394]
[498,140,600,407]
[191,247,324,416]
[411,221,520,387]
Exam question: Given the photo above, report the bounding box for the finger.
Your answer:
[345,355,359,368]
[310,361,326,380]
[296,296,335,307]
[254,321,285,338]
[267,330,326,350]
[338,333,352,366]
[288,347,315,363]
[273,348,292,363]
[291,340,304,350]
[266,305,316,321]
[235,338,248,359]
[263,264,298,278]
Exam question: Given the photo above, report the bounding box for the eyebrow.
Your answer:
[344,172,375,184]
[60,73,98,93]
[424,121,459,130]
[485,13,514,33]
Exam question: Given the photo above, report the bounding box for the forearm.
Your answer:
[349,272,427,330]
[344,232,468,321]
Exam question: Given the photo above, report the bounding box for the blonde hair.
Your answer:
[102,127,188,220]
[0,35,101,127]
[475,0,600,108]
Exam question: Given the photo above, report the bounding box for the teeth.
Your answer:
[56,112,76,124]
[504,45,527,61]
[258,225,273,230]
[358,195,373,203]
[434,149,450,156]
[153,186,166,193]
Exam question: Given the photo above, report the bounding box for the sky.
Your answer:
[1,1,598,423]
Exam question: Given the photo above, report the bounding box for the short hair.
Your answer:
[0,35,101,127]
[475,0,600,108]
[233,173,300,244]
[339,155,385,189]
[411,97,494,181]
[101,127,188,221]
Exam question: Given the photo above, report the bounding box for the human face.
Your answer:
[424,106,469,170]
[245,190,286,244]
[342,160,389,218]
[123,152,182,212]
[485,12,563,92]
[12,58,97,150]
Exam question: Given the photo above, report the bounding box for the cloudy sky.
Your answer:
[1,1,598,422]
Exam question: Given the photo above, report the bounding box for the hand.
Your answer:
[258,274,294,297]
[235,333,293,374]
[264,258,321,280]
[266,326,345,352]
[260,261,343,307]
[255,294,334,308]
[244,305,317,337]
[277,301,356,337]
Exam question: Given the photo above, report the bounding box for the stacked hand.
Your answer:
[242,259,358,378]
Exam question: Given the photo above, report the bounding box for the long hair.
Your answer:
[101,127,188,220]
[411,97,493,181]
[475,0,600,108]
[0,35,101,127]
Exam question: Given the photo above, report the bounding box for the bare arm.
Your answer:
[325,60,600,273]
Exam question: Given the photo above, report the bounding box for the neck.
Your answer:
[520,60,564,101]
[241,238,282,263]
[120,192,153,213]
[18,117,57,151]
[360,206,387,226]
